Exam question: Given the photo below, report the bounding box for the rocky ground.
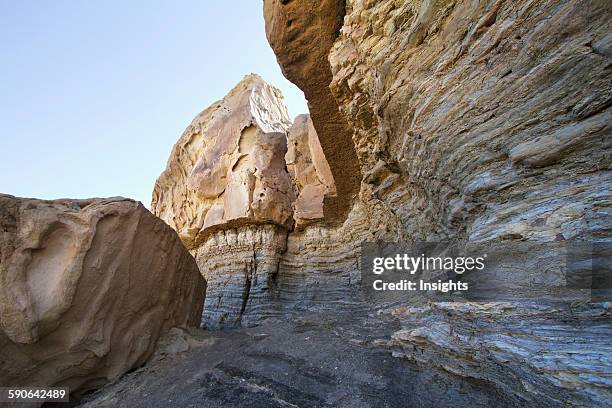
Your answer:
[75,310,515,408]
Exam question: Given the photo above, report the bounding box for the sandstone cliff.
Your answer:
[0,194,205,396]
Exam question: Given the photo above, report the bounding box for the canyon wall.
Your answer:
[263,0,362,224]
[148,1,610,404]
[328,0,611,243]
[264,0,611,406]
[0,195,205,396]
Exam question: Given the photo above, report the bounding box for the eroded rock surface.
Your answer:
[286,114,336,227]
[152,74,359,329]
[264,0,612,406]
[193,224,288,329]
[0,194,205,396]
[152,75,295,329]
[329,0,611,243]
[152,74,295,249]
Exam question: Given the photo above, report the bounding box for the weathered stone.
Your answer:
[286,114,336,227]
[329,0,611,242]
[0,194,205,396]
[152,75,368,329]
[193,224,288,329]
[391,301,612,407]
[152,75,295,328]
[127,0,612,404]
[264,0,612,406]
[152,74,295,249]
[324,0,612,406]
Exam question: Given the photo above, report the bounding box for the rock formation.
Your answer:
[0,194,205,396]
[152,74,295,249]
[286,114,336,227]
[328,0,611,243]
[153,73,369,329]
[264,0,361,223]
[154,75,339,328]
[109,0,612,404]
[264,0,611,406]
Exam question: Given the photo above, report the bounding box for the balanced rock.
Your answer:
[153,74,298,328]
[153,74,353,328]
[0,194,205,395]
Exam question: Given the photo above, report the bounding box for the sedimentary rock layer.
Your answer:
[0,194,205,395]
[192,224,288,328]
[329,0,611,242]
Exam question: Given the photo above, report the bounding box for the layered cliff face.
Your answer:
[0,194,204,396]
[152,74,358,328]
[264,0,612,406]
[142,0,611,404]
[329,0,611,243]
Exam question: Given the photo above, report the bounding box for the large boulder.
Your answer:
[0,194,205,395]
[152,74,295,250]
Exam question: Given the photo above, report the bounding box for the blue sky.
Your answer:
[0,1,307,207]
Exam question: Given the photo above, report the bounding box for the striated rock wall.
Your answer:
[192,224,288,328]
[0,194,205,396]
[329,0,611,243]
[265,0,612,406]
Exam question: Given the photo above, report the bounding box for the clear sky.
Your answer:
[0,1,307,207]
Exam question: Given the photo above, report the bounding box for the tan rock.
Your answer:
[0,194,205,396]
[152,74,295,249]
[286,114,336,226]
